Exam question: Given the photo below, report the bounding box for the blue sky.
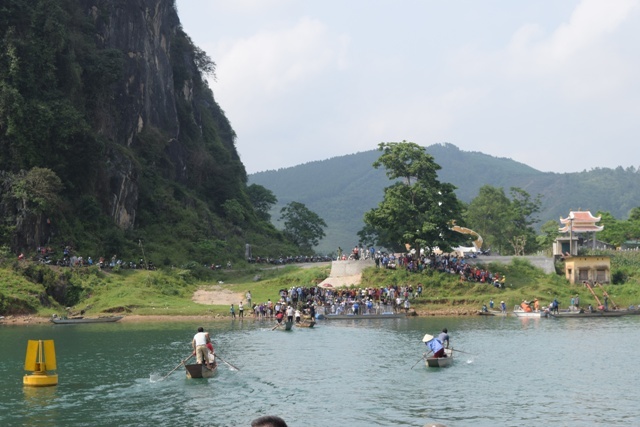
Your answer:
[175,0,640,175]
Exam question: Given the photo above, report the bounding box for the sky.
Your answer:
[175,0,640,175]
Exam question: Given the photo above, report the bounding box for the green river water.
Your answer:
[1,315,639,427]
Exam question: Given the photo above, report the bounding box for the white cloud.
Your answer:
[502,0,638,99]
[176,0,640,174]
[211,17,349,128]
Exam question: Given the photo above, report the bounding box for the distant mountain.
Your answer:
[249,143,640,255]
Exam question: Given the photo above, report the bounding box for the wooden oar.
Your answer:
[411,351,432,369]
[271,322,282,330]
[161,353,193,380]
[216,354,240,371]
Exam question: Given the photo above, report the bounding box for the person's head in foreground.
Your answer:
[251,415,288,427]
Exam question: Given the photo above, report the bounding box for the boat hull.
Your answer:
[551,311,626,318]
[425,348,454,368]
[513,307,547,318]
[50,316,123,324]
[477,310,505,316]
[295,320,316,328]
[185,362,217,379]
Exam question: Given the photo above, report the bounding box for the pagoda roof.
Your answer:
[559,210,603,233]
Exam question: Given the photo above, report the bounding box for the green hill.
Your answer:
[249,143,640,254]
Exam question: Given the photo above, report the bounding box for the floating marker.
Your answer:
[23,340,58,387]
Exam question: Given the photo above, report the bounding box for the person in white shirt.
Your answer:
[192,327,212,368]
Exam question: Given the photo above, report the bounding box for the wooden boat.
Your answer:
[550,310,626,318]
[284,320,293,330]
[185,361,217,379]
[477,310,504,316]
[295,320,316,328]
[50,315,123,324]
[425,348,454,368]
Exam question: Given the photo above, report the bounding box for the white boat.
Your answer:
[425,348,454,368]
[512,306,547,318]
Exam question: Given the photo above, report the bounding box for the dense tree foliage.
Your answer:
[466,185,541,255]
[247,184,277,221]
[279,201,327,253]
[537,220,560,254]
[362,141,464,254]
[596,209,640,247]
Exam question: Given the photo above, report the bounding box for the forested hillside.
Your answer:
[0,0,296,265]
[250,143,640,254]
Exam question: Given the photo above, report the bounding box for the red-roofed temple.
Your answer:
[554,210,603,257]
[555,211,610,284]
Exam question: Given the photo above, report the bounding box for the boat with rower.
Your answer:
[425,348,454,368]
[50,315,123,324]
[421,333,455,368]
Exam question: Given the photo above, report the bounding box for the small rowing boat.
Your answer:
[425,348,454,368]
[477,310,504,316]
[295,320,316,328]
[50,315,123,324]
[185,361,218,379]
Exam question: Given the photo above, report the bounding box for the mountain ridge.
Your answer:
[249,143,640,254]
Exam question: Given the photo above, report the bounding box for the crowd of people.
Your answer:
[336,246,508,289]
[226,283,425,324]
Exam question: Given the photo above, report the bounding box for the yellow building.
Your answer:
[564,256,610,285]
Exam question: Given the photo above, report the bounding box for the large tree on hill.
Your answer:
[466,185,541,255]
[362,141,464,255]
[246,184,277,221]
[279,201,327,253]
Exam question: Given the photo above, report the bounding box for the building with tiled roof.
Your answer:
[554,210,604,257]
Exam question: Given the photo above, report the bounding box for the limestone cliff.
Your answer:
[0,0,248,255]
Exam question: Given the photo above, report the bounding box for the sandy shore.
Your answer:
[0,308,481,325]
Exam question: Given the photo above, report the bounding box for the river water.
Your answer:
[1,315,639,427]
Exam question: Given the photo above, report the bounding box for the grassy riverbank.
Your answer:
[2,253,640,320]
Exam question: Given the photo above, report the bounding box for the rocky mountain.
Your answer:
[0,0,291,264]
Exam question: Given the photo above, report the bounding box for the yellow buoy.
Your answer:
[23,340,58,387]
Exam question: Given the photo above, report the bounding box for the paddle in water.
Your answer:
[161,353,193,380]
[215,354,240,371]
[411,351,432,369]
